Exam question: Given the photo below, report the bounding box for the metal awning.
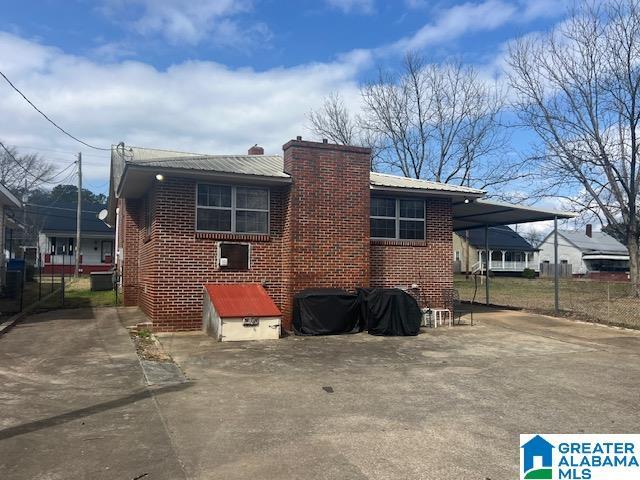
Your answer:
[453,198,577,313]
[453,198,576,231]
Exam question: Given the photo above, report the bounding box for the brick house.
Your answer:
[107,139,484,332]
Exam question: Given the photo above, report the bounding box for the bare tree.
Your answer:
[507,0,640,293]
[517,225,546,248]
[308,53,523,193]
[0,142,57,195]
[307,93,383,170]
[308,92,358,145]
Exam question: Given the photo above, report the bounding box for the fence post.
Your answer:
[61,254,65,307]
[485,224,490,305]
[554,215,560,313]
[38,252,42,301]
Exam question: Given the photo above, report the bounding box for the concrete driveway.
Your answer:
[1,307,639,479]
[0,308,187,480]
[156,308,640,480]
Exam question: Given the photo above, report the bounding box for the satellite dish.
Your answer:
[98,209,108,221]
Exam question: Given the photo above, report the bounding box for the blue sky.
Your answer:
[0,0,571,202]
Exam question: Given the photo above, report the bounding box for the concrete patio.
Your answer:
[1,306,639,479]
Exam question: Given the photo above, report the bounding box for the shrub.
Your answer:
[522,268,536,279]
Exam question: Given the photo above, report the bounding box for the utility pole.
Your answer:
[75,152,82,278]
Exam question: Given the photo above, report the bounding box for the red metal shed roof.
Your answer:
[204,284,281,318]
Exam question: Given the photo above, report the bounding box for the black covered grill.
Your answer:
[293,288,421,336]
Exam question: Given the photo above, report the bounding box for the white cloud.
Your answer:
[382,0,567,55]
[325,0,376,15]
[99,0,270,47]
[0,0,572,193]
[0,31,363,189]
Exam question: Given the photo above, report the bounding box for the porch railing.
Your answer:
[472,260,537,273]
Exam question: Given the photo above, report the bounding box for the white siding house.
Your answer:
[538,225,629,278]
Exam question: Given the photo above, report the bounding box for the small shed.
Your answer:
[203,284,281,341]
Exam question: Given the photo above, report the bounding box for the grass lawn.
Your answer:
[33,276,120,311]
[454,274,640,329]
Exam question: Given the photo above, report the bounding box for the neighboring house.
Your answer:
[538,224,629,281]
[33,202,115,274]
[106,139,567,332]
[0,182,22,285]
[453,226,538,275]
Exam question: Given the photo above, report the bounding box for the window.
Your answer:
[197,184,269,234]
[51,237,73,255]
[454,251,461,262]
[218,243,250,271]
[370,197,425,240]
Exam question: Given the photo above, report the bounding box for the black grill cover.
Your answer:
[293,289,363,335]
[358,288,421,336]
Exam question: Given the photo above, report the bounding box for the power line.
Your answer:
[0,139,75,185]
[26,204,102,214]
[43,160,77,181]
[9,144,108,159]
[0,69,110,151]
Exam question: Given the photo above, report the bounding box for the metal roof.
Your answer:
[462,225,537,251]
[129,152,290,179]
[453,198,577,231]
[108,146,576,229]
[556,230,628,255]
[120,148,483,193]
[370,172,484,196]
[204,284,282,318]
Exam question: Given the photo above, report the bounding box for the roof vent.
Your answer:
[248,144,264,155]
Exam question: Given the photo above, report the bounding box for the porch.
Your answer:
[474,251,537,273]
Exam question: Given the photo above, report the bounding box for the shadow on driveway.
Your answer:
[0,382,191,441]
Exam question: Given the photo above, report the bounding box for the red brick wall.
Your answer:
[282,140,371,326]
[370,198,453,309]
[138,188,159,320]
[132,178,288,331]
[120,198,140,306]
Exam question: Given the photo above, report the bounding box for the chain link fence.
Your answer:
[454,274,640,329]
[0,266,65,322]
[0,266,121,325]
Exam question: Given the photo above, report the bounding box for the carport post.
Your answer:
[554,215,559,313]
[485,224,490,305]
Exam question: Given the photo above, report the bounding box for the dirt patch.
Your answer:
[130,331,173,363]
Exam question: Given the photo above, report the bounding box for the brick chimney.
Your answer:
[586,224,592,238]
[281,138,372,329]
[248,144,264,155]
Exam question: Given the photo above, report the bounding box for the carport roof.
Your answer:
[453,198,576,231]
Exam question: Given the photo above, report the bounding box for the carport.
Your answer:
[452,198,577,312]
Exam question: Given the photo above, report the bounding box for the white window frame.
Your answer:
[196,183,270,234]
[370,197,426,240]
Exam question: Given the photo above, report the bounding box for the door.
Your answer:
[101,240,113,263]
